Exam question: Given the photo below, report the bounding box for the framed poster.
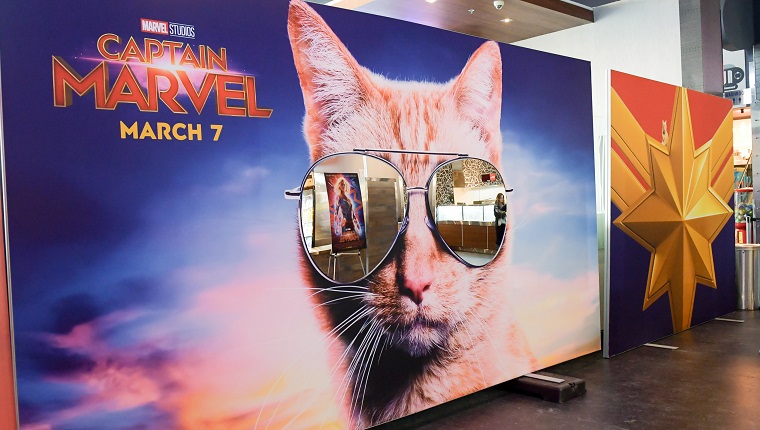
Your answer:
[325,173,366,252]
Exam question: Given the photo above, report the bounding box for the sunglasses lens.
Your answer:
[300,153,407,283]
[428,158,508,266]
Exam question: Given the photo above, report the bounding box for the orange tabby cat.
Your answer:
[288,1,536,427]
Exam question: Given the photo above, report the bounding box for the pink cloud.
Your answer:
[507,264,601,365]
[32,263,345,429]
[21,425,52,430]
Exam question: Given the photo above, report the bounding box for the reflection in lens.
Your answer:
[301,153,406,283]
[428,158,508,266]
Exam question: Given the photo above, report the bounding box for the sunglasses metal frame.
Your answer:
[286,149,512,285]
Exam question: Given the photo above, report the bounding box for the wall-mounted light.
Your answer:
[501,18,513,23]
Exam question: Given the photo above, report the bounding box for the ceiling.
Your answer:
[572,0,618,6]
[307,0,620,44]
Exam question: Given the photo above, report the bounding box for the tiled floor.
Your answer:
[457,251,495,266]
[375,310,760,429]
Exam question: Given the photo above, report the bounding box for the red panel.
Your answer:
[611,71,679,144]
[0,219,16,428]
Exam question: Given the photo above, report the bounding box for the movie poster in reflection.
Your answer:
[325,173,366,252]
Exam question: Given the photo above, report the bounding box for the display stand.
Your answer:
[502,371,586,403]
[327,249,366,279]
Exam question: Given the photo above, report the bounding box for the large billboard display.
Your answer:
[0,1,600,428]
[607,70,735,356]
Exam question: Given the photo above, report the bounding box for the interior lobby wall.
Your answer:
[515,0,683,127]
[514,0,684,325]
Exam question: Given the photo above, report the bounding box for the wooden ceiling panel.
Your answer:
[325,0,593,44]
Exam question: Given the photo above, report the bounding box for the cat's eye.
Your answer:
[287,151,510,284]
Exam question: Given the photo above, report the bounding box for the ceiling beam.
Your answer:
[311,0,594,44]
[522,0,594,22]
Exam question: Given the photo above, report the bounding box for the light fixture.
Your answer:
[426,0,437,3]
[468,8,475,14]
[501,18,513,23]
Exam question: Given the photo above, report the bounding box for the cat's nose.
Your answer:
[400,275,432,305]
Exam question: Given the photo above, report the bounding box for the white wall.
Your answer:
[514,0,683,227]
[513,0,684,328]
[515,0,682,131]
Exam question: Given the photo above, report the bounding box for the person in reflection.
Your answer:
[334,177,358,240]
[494,192,507,247]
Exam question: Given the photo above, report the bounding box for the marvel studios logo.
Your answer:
[140,18,195,39]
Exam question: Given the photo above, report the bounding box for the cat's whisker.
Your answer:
[378,327,392,357]
[279,306,375,430]
[352,319,381,422]
[470,290,497,305]
[314,293,377,309]
[326,308,377,405]
[336,318,377,425]
[471,294,497,312]
[324,306,374,342]
[253,344,304,430]
[375,314,401,347]
[276,351,355,430]
[429,336,452,355]
[300,285,369,297]
[454,309,488,387]
[257,318,350,430]
[346,321,373,394]
[358,321,385,428]
[283,311,375,430]
[263,399,285,430]
[266,285,368,290]
[328,306,372,377]
[349,318,382,413]
[507,217,532,234]
[325,284,370,289]
[335,316,373,390]
[332,317,374,395]
[306,285,371,298]
[465,308,500,359]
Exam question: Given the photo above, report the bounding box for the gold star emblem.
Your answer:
[611,86,733,332]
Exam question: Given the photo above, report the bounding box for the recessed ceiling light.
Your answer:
[501,18,513,23]
[426,0,437,3]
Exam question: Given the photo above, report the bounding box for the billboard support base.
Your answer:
[502,371,586,403]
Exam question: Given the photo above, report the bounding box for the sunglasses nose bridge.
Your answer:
[398,192,439,247]
[404,187,429,225]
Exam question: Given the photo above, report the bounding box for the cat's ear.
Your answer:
[452,41,503,164]
[288,0,374,161]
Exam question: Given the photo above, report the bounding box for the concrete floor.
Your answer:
[375,310,760,429]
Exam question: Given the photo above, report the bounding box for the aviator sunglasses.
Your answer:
[285,149,512,284]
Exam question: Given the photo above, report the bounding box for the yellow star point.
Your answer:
[611,87,732,333]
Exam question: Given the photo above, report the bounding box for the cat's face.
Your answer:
[288,0,507,357]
